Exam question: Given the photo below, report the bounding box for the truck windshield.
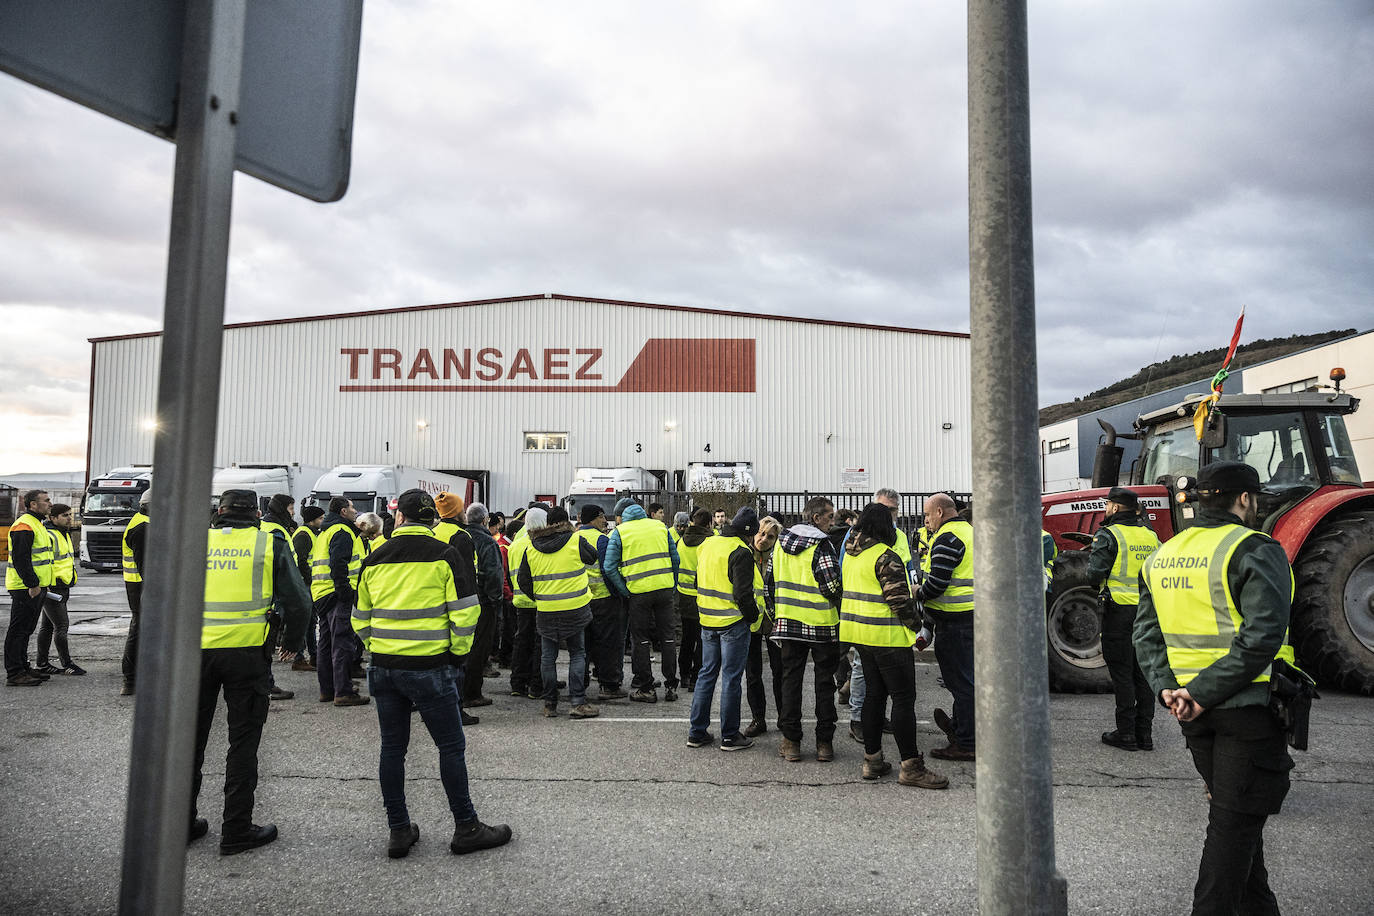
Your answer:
[84,492,143,514]
[1139,421,1199,485]
[1315,413,1362,484]
[1210,412,1318,497]
[565,494,619,516]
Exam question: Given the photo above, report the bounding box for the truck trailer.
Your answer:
[307,465,478,517]
[210,463,328,516]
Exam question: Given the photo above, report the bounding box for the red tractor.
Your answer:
[1041,383,1374,695]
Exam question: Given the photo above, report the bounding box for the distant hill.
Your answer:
[1039,329,1358,427]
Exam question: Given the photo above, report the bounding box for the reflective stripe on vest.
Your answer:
[921,520,974,613]
[507,533,535,608]
[49,527,76,585]
[526,536,591,612]
[676,536,703,597]
[839,541,915,648]
[309,522,364,600]
[261,520,297,565]
[577,528,610,599]
[202,527,274,649]
[6,513,56,590]
[1104,523,1160,606]
[695,535,761,628]
[616,517,675,593]
[1143,524,1297,686]
[433,521,480,574]
[121,513,148,584]
[352,527,480,656]
[772,542,837,627]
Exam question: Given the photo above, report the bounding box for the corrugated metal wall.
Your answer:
[90,297,972,511]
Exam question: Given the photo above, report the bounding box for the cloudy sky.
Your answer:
[2,1,1371,475]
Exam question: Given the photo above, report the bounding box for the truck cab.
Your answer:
[80,467,152,571]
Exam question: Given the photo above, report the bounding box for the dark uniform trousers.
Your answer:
[586,595,623,688]
[121,582,142,684]
[509,604,542,694]
[4,589,46,677]
[628,588,677,690]
[1101,596,1155,739]
[192,645,272,836]
[776,640,843,743]
[462,597,498,701]
[1181,705,1292,916]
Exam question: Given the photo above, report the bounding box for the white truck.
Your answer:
[79,466,153,572]
[563,467,663,517]
[686,461,756,491]
[307,465,478,517]
[210,463,329,516]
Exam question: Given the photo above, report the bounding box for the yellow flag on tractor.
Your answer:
[1194,307,1246,442]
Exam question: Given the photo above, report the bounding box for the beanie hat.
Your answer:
[435,491,465,520]
[546,506,570,526]
[731,507,760,538]
[524,506,548,531]
[267,493,294,517]
[579,504,605,524]
[301,506,325,523]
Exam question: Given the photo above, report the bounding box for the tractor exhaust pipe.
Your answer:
[1092,419,1124,488]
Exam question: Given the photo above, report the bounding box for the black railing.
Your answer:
[626,489,973,538]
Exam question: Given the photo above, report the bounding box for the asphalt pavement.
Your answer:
[1,570,1371,915]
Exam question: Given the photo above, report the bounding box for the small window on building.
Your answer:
[524,431,568,452]
[1263,377,1319,395]
[1048,438,1071,454]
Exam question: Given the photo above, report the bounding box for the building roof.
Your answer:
[88,293,969,344]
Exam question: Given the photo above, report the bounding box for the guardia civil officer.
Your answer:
[119,489,151,695]
[351,488,508,859]
[191,489,310,854]
[1087,487,1160,751]
[1134,461,1299,915]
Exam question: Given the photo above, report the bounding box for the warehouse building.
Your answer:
[88,294,972,511]
[1040,329,1374,492]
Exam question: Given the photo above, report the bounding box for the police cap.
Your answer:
[1196,460,1262,495]
[1105,487,1139,508]
[219,489,258,513]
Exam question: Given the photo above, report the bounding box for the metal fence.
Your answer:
[626,489,972,539]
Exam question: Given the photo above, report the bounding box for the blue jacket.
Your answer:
[603,504,680,596]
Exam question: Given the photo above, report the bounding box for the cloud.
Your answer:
[1,0,1371,445]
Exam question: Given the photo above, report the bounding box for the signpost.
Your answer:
[1,2,361,912]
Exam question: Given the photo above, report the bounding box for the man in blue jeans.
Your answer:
[353,489,513,859]
[687,508,762,750]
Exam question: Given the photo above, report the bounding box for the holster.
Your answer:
[1268,658,1318,751]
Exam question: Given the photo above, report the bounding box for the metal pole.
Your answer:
[117,1,245,913]
[967,2,1067,914]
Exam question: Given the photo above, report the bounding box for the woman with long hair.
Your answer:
[743,515,784,738]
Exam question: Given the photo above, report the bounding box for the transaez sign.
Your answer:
[337,338,757,393]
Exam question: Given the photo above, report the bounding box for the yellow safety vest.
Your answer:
[840,541,915,648]
[49,525,77,586]
[921,520,974,614]
[121,512,148,584]
[616,517,675,593]
[772,542,837,628]
[893,528,912,567]
[353,527,480,657]
[364,534,388,555]
[507,531,535,609]
[310,522,363,601]
[577,528,610,599]
[202,526,274,649]
[1103,523,1160,606]
[434,520,480,574]
[6,513,55,590]
[695,535,764,629]
[1143,524,1296,687]
[1042,529,1058,588]
[261,520,297,565]
[525,537,591,613]
[676,536,704,598]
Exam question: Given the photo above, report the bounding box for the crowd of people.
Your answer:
[2,464,1306,912]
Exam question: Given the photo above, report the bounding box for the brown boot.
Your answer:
[778,737,802,762]
[862,751,892,780]
[816,740,834,763]
[899,755,949,789]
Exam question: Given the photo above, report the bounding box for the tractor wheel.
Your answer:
[1291,510,1374,695]
[1045,549,1112,693]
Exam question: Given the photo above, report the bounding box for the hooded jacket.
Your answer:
[319,511,361,602]
[517,519,598,636]
[603,504,680,596]
[702,522,761,628]
[845,530,919,630]
[769,523,843,643]
[680,523,712,549]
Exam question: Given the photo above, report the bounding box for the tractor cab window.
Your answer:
[1316,413,1362,484]
[1210,412,1319,510]
[1139,419,1198,486]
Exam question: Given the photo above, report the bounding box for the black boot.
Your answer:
[220,824,278,855]
[1101,729,1138,751]
[387,822,419,859]
[450,820,512,855]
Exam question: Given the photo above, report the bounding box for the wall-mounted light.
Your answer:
[416,420,429,430]
[664,420,678,432]
[942,422,953,430]
[140,418,158,431]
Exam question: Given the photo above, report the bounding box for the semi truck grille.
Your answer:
[87,531,124,564]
